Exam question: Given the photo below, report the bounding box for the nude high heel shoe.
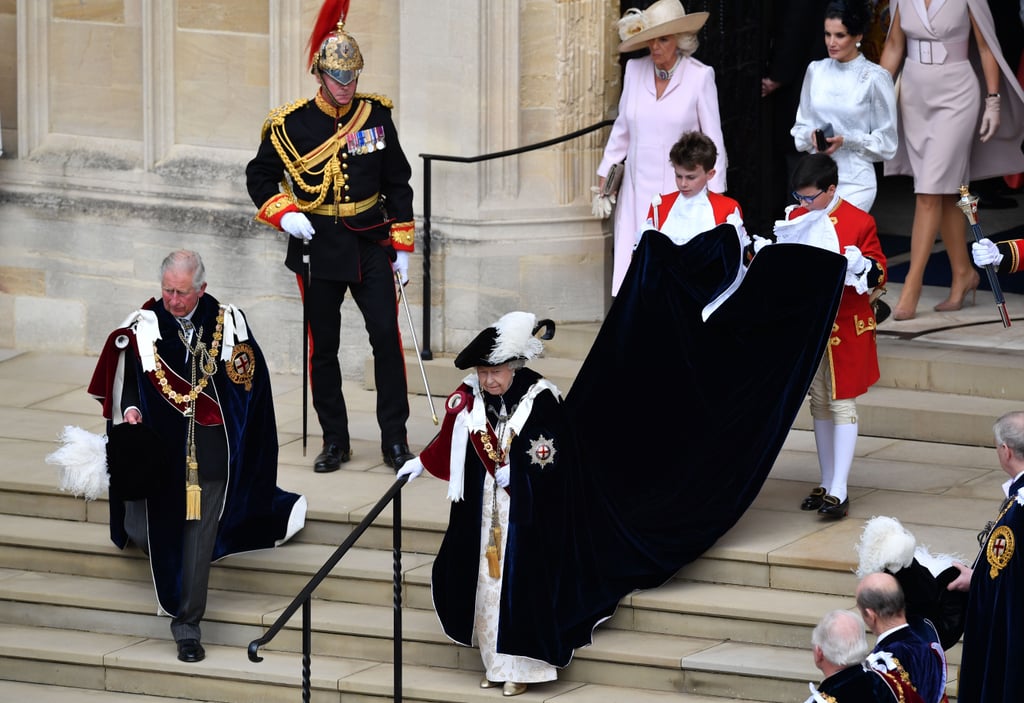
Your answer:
[934,270,980,312]
[892,289,921,321]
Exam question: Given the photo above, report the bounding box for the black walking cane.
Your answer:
[302,240,311,455]
[956,185,1012,328]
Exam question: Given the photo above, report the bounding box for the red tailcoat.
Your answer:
[790,198,886,399]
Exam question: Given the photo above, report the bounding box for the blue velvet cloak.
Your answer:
[428,368,577,666]
[958,472,1024,702]
[871,620,947,703]
[555,227,847,656]
[90,294,304,616]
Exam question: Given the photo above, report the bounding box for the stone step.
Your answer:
[0,681,220,703]
[0,622,776,703]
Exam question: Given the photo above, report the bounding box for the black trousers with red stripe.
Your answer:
[300,238,409,451]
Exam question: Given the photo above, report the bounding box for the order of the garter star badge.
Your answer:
[987,524,1014,579]
[226,343,256,391]
[527,434,556,468]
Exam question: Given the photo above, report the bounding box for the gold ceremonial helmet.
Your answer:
[313,21,363,85]
[308,0,363,86]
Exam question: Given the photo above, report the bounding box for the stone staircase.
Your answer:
[1,297,1022,702]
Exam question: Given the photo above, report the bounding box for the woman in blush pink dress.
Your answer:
[880,0,1024,320]
[595,0,727,297]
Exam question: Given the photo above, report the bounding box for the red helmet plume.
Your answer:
[307,0,352,70]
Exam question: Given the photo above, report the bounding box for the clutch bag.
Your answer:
[602,161,624,197]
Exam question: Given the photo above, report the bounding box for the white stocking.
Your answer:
[830,422,858,502]
[813,419,834,490]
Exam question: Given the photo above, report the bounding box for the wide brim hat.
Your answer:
[617,0,709,53]
[454,311,555,370]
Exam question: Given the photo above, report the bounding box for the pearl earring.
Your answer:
[856,41,861,48]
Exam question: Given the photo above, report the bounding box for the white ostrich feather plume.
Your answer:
[487,311,542,364]
[44,425,109,501]
[855,515,916,577]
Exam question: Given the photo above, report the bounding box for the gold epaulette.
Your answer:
[259,98,309,141]
[355,93,394,110]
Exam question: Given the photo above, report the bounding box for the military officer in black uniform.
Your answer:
[246,0,415,473]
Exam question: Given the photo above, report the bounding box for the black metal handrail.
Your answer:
[417,118,615,359]
[248,475,409,702]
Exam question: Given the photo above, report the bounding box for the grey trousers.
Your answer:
[124,475,227,643]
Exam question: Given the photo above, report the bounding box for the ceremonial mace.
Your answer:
[395,272,438,425]
[956,185,1012,328]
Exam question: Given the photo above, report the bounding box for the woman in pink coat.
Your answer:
[595,0,728,297]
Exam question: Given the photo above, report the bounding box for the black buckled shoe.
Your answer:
[314,443,351,473]
[818,494,849,519]
[800,486,827,511]
[176,638,205,663]
[383,443,415,471]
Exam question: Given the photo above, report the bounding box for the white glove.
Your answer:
[280,212,315,241]
[979,95,1000,142]
[752,235,772,254]
[392,250,410,286]
[590,186,615,218]
[972,238,1004,267]
[494,464,510,488]
[843,246,870,294]
[396,456,423,483]
[844,246,868,277]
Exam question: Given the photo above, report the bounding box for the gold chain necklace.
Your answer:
[153,310,224,409]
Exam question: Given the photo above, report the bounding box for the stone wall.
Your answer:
[0,0,617,376]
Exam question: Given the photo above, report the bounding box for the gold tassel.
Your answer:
[185,455,201,520]
[491,526,502,563]
[486,543,500,579]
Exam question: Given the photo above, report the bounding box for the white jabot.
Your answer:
[773,196,842,253]
[658,189,716,246]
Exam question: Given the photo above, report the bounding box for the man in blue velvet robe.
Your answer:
[857,572,948,703]
[947,410,1024,701]
[88,250,306,663]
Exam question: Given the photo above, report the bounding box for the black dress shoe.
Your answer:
[176,638,205,663]
[800,486,827,511]
[314,443,351,473]
[383,442,414,470]
[818,495,849,519]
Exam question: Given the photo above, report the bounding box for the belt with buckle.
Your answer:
[301,193,380,217]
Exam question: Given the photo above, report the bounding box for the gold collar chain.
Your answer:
[153,310,225,408]
[479,426,515,465]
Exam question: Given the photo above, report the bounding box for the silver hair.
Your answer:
[677,32,699,56]
[994,411,1024,460]
[811,610,868,666]
[160,250,206,290]
[507,359,527,371]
